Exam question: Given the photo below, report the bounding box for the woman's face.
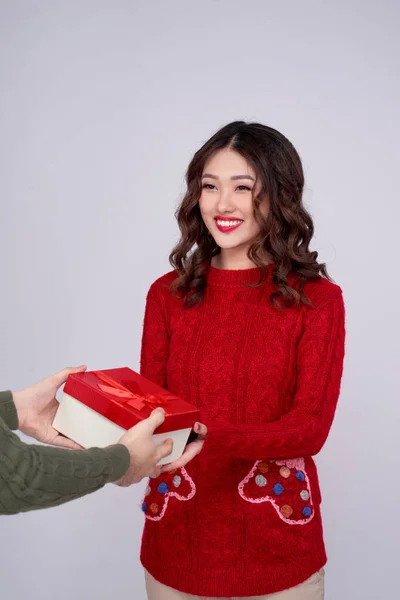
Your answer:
[199,149,268,254]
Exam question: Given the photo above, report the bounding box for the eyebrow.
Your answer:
[202,173,255,181]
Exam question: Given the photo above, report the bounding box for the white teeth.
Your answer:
[216,220,242,227]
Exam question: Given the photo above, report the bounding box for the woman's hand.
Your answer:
[160,422,207,473]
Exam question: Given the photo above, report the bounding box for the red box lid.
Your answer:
[63,367,200,433]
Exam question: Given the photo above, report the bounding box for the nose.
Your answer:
[216,188,235,214]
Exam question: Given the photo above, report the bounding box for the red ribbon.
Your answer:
[93,371,167,412]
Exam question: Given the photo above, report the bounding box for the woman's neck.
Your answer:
[211,247,272,271]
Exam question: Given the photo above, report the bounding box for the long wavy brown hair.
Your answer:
[169,121,330,307]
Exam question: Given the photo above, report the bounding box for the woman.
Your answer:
[139,121,345,599]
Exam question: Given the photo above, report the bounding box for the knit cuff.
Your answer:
[103,444,131,482]
[0,391,19,430]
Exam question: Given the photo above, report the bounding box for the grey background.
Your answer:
[0,1,399,599]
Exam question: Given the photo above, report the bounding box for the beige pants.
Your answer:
[145,569,324,600]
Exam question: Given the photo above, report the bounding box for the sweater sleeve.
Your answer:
[0,391,19,430]
[205,292,346,460]
[140,282,170,388]
[0,416,130,515]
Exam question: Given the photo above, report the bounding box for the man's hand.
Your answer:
[12,366,87,449]
[115,408,174,486]
[160,422,207,473]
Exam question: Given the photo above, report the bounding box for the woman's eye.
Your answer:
[202,183,252,191]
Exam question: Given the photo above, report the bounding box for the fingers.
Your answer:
[161,439,204,473]
[194,422,207,439]
[145,408,166,432]
[50,433,84,450]
[149,466,162,479]
[50,365,87,388]
[116,463,162,487]
[156,438,174,462]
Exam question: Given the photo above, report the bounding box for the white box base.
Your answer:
[53,393,191,466]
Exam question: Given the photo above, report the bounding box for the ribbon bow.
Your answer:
[93,370,167,412]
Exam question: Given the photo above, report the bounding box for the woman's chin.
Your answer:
[211,233,248,250]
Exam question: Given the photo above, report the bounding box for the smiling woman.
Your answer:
[199,149,268,261]
[139,121,345,600]
[169,121,329,308]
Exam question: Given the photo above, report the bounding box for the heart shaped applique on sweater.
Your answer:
[238,458,314,525]
[142,467,196,521]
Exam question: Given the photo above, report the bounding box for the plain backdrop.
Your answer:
[0,1,399,599]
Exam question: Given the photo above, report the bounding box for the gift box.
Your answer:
[53,367,200,466]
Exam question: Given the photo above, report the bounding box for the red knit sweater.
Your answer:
[140,265,345,597]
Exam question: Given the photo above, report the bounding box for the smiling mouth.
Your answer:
[214,218,244,233]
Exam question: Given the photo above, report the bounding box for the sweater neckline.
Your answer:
[206,264,275,288]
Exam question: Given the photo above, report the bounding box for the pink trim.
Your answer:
[238,458,315,526]
[145,467,196,522]
[275,458,304,470]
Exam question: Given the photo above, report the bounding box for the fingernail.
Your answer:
[194,423,200,433]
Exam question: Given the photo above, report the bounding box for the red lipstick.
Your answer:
[214,216,244,234]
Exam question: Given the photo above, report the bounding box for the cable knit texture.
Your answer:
[0,390,18,430]
[140,265,345,597]
[0,392,130,514]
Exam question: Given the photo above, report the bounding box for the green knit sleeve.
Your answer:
[0,391,19,430]
[0,416,130,515]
